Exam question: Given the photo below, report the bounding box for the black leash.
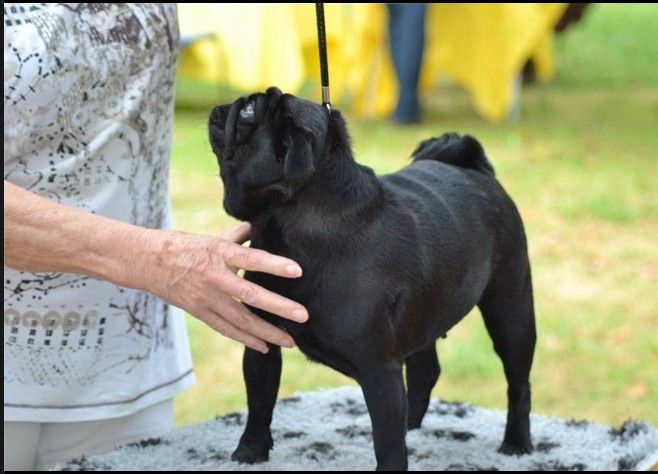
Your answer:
[315,3,331,111]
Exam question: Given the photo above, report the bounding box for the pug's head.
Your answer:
[208,87,330,220]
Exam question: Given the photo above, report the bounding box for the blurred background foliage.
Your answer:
[171,4,658,427]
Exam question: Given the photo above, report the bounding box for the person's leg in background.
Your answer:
[4,399,173,470]
[386,3,427,124]
[35,399,174,470]
[4,422,41,470]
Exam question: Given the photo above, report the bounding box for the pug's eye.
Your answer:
[239,102,255,122]
[235,101,258,145]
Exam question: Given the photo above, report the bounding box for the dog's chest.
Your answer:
[245,250,375,379]
[287,324,358,378]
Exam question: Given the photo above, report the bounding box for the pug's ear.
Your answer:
[280,95,329,183]
[284,126,316,183]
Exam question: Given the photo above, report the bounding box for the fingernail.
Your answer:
[292,309,308,322]
[286,264,302,277]
[260,345,269,354]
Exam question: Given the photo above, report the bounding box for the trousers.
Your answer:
[3,398,173,470]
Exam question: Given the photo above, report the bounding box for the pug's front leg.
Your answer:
[358,361,408,471]
[232,345,282,463]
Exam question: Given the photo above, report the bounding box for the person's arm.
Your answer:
[3,180,308,354]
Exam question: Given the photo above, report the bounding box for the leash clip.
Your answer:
[322,86,331,112]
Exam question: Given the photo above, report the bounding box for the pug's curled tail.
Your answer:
[411,133,495,177]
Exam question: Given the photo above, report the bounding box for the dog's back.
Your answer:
[380,134,526,337]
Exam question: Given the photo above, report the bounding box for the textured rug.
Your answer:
[57,387,658,471]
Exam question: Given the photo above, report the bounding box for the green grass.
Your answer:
[171,4,658,428]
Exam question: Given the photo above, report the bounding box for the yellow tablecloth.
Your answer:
[177,3,566,122]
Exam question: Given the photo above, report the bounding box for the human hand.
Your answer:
[134,222,307,353]
[4,181,306,353]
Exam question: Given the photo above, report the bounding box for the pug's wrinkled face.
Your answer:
[208,87,328,221]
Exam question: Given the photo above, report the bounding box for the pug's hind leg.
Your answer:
[478,260,536,455]
[231,345,282,464]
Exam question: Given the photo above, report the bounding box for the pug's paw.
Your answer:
[231,437,273,464]
[498,440,533,456]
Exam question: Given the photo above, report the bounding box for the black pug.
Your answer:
[208,87,536,471]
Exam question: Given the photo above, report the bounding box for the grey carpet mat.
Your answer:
[57,387,658,471]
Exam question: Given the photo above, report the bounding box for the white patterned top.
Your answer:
[4,3,194,422]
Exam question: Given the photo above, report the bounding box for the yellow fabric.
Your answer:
[177,3,566,122]
[177,4,304,92]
